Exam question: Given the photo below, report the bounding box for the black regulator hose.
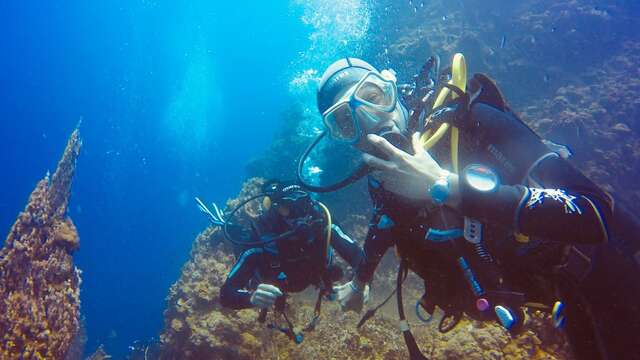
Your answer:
[223,194,302,247]
[296,131,370,193]
[397,260,429,360]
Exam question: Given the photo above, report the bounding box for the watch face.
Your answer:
[464,164,499,192]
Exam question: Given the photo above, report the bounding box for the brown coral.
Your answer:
[0,128,83,359]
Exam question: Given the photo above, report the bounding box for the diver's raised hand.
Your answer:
[333,279,370,313]
[250,284,283,309]
[363,133,460,207]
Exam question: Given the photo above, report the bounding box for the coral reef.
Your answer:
[0,128,83,359]
[160,177,571,359]
[65,317,87,360]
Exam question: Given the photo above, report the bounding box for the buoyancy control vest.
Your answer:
[435,72,640,360]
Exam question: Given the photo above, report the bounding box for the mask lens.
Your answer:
[355,73,396,111]
[323,102,358,142]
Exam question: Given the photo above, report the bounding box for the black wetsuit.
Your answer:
[220,203,363,310]
[356,79,640,359]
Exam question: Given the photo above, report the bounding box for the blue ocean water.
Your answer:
[0,0,352,356]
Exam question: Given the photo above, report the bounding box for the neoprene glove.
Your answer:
[333,279,370,313]
[250,283,283,309]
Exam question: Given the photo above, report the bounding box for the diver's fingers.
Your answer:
[254,291,275,302]
[332,283,350,300]
[411,132,425,158]
[251,292,277,308]
[362,285,370,304]
[332,283,347,292]
[362,153,397,172]
[256,283,284,297]
[367,134,409,162]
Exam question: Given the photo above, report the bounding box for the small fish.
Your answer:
[442,15,447,21]
[543,73,550,82]
[500,35,507,49]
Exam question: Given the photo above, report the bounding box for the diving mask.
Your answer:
[264,184,314,219]
[322,71,399,143]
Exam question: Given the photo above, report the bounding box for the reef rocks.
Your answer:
[160,177,571,359]
[0,128,83,359]
[521,40,640,208]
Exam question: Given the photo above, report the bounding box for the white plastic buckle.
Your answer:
[464,217,482,244]
[399,320,410,332]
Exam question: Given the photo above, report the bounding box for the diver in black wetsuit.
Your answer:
[197,181,363,341]
[297,56,640,359]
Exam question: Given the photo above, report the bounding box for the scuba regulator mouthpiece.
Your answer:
[367,130,414,161]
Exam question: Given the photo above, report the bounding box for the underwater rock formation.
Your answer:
[0,128,83,359]
[521,40,640,207]
[160,177,571,359]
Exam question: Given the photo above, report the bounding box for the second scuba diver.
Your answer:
[196,180,364,343]
[297,55,640,359]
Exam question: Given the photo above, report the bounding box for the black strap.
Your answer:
[297,131,370,193]
[303,275,328,332]
[424,84,472,131]
[407,56,441,133]
[397,260,429,360]
[357,281,400,328]
[303,290,324,332]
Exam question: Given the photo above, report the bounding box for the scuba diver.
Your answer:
[196,181,364,344]
[296,55,640,359]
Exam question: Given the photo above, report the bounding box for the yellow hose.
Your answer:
[421,123,449,149]
[317,202,332,260]
[450,54,466,173]
[421,53,467,173]
[451,127,460,173]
